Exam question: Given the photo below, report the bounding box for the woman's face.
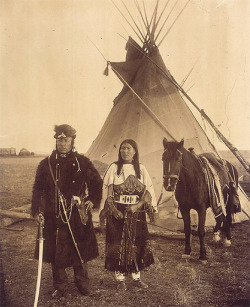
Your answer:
[120,143,136,163]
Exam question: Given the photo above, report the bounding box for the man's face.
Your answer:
[56,137,73,154]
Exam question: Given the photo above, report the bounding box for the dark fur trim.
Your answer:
[31,151,102,265]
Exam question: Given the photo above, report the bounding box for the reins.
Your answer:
[162,148,182,193]
[125,214,183,233]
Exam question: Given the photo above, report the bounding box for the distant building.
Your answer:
[19,148,31,156]
[0,148,16,156]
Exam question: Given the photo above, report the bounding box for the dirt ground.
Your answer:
[0,156,250,307]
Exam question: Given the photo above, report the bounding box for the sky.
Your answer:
[0,0,249,154]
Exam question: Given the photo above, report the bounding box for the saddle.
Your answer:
[201,155,226,220]
[189,150,228,221]
[201,153,241,212]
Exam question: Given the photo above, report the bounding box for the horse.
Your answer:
[162,138,240,261]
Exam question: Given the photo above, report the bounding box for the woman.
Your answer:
[100,139,157,291]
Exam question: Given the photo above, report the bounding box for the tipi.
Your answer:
[86,1,250,231]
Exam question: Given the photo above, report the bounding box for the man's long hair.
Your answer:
[116,139,141,179]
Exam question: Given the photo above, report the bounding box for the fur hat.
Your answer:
[54,124,76,139]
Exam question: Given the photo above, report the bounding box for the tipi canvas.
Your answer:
[86,3,250,232]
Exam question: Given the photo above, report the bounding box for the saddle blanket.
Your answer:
[201,156,226,217]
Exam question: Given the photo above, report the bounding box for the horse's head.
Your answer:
[162,138,184,192]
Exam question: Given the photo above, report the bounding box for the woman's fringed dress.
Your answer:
[102,163,157,273]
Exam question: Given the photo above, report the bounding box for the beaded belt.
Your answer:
[115,195,139,205]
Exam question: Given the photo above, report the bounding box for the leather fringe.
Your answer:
[103,62,110,76]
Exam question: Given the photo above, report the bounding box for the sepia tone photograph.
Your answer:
[0,1,249,306]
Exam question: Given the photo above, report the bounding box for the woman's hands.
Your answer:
[103,197,145,219]
[126,201,144,214]
[105,196,124,220]
[114,210,124,220]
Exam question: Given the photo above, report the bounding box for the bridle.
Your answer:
[162,148,183,192]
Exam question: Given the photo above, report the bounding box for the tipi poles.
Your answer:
[157,0,191,47]
[137,18,146,38]
[108,1,249,174]
[134,0,149,44]
[170,74,250,174]
[142,0,157,46]
[120,37,250,174]
[151,0,171,40]
[154,0,178,43]
[121,0,145,42]
[150,0,159,40]
[180,61,197,87]
[109,63,176,141]
[111,0,144,44]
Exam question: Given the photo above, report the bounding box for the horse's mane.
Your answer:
[181,147,201,175]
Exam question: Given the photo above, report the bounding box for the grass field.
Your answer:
[0,156,250,307]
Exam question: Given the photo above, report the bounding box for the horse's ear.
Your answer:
[178,138,184,148]
[163,137,168,149]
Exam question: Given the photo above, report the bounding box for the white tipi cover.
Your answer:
[87,38,250,232]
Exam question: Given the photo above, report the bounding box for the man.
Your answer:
[31,124,102,298]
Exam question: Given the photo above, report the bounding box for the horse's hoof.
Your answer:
[223,239,231,247]
[213,232,221,242]
[181,254,191,259]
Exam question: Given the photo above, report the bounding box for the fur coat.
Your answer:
[31,150,102,267]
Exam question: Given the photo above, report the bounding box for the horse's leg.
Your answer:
[223,202,232,247]
[213,220,222,242]
[214,220,221,233]
[181,208,191,258]
[226,212,232,241]
[222,220,231,246]
[198,208,207,261]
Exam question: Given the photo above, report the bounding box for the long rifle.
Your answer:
[33,213,44,307]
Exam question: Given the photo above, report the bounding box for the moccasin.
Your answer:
[133,280,148,289]
[76,285,90,296]
[117,281,127,291]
